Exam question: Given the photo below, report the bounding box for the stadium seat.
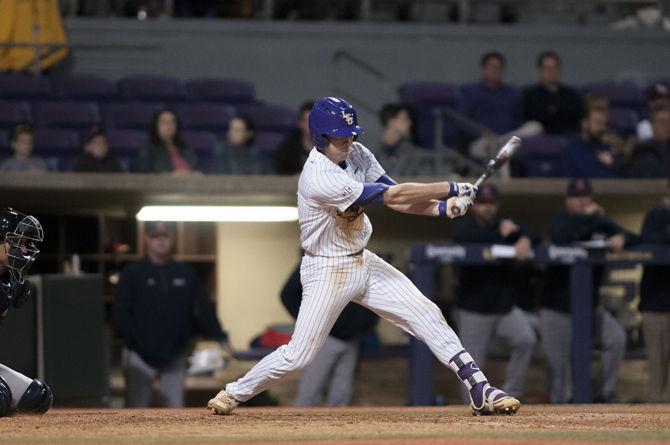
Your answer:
[255,131,285,155]
[117,75,186,102]
[52,74,117,101]
[32,127,80,170]
[397,81,459,148]
[35,101,101,130]
[607,108,639,137]
[181,130,218,169]
[583,81,646,115]
[0,130,8,149]
[174,103,235,132]
[106,128,147,157]
[516,134,568,177]
[0,100,32,129]
[104,102,165,130]
[237,104,296,133]
[185,78,255,104]
[0,73,51,99]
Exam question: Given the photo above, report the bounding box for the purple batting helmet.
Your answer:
[308,97,364,149]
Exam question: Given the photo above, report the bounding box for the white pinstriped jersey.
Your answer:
[297,142,386,257]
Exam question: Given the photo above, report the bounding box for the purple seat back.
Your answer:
[398,82,459,148]
[0,130,8,149]
[104,102,164,130]
[518,135,568,177]
[255,131,285,155]
[106,129,147,157]
[32,127,80,170]
[607,108,638,136]
[398,82,458,106]
[0,100,32,128]
[584,81,645,113]
[118,75,186,101]
[185,78,255,104]
[237,104,297,133]
[35,101,101,129]
[0,74,51,99]
[174,103,235,131]
[53,74,117,101]
[181,130,218,162]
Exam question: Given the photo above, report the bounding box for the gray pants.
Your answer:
[122,348,187,408]
[540,307,626,403]
[457,307,537,402]
[641,312,670,402]
[294,335,360,407]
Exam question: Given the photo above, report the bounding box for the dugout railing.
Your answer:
[408,243,670,405]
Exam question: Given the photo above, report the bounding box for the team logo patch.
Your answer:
[342,185,353,197]
[341,110,354,125]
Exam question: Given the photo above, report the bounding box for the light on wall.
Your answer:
[136,206,299,222]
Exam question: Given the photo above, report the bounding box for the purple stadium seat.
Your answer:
[255,131,285,155]
[104,102,164,130]
[517,134,568,177]
[185,78,255,104]
[106,129,147,157]
[397,81,459,148]
[583,81,645,114]
[0,100,32,129]
[607,108,639,137]
[53,74,117,101]
[0,130,8,149]
[0,74,51,99]
[181,130,218,165]
[35,101,101,130]
[117,75,186,102]
[237,104,297,133]
[32,127,80,170]
[174,103,235,132]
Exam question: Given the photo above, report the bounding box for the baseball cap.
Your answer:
[476,183,498,204]
[145,221,176,236]
[567,177,592,197]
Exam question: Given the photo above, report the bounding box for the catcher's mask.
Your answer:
[0,208,43,294]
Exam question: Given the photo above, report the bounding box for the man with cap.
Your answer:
[452,183,538,403]
[113,221,233,407]
[636,83,670,142]
[541,178,634,403]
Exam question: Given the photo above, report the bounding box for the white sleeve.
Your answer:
[308,170,364,212]
[357,143,386,182]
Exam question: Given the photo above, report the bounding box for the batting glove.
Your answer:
[450,181,478,198]
[447,196,473,219]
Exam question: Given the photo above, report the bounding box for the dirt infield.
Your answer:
[1,405,669,445]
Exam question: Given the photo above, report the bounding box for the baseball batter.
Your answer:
[209,98,520,416]
[0,208,53,417]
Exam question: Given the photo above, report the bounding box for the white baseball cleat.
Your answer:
[470,383,521,416]
[207,389,239,415]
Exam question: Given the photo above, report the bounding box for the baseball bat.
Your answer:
[451,136,522,216]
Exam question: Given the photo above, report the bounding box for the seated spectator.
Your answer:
[72,128,122,173]
[274,101,314,175]
[630,107,670,177]
[637,83,670,141]
[522,51,583,135]
[374,103,449,176]
[136,109,198,174]
[461,51,542,160]
[214,115,269,174]
[0,125,47,172]
[565,101,624,178]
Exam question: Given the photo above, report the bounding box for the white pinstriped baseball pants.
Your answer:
[226,250,464,402]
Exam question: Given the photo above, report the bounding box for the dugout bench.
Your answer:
[408,243,670,405]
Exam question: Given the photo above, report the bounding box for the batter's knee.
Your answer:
[0,377,12,417]
[16,379,53,414]
[279,343,320,373]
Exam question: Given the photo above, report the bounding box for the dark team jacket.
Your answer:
[640,203,670,313]
[542,211,637,313]
[280,261,378,341]
[452,215,535,314]
[113,257,228,369]
[521,83,583,135]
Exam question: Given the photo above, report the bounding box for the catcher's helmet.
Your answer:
[308,97,364,149]
[0,208,43,291]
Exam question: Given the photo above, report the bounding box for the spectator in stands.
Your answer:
[452,184,537,402]
[565,100,623,178]
[637,83,670,141]
[630,107,670,178]
[72,128,122,173]
[541,178,633,403]
[280,259,378,406]
[522,51,583,135]
[373,103,439,176]
[461,51,542,160]
[0,125,47,173]
[214,115,269,174]
[639,179,670,402]
[114,221,233,408]
[274,101,314,175]
[137,110,198,174]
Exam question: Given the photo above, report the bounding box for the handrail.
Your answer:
[333,49,389,82]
